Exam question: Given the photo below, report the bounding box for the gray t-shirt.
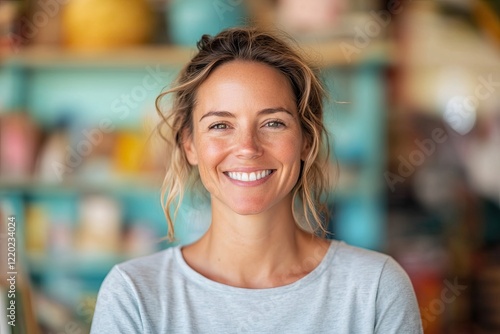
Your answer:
[91,240,423,333]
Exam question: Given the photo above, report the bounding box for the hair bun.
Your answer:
[197,34,213,51]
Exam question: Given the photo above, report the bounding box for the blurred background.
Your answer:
[0,0,499,333]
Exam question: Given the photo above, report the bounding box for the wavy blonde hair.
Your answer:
[156,27,330,241]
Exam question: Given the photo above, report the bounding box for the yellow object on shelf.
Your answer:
[113,131,144,174]
[25,204,49,254]
[62,0,154,50]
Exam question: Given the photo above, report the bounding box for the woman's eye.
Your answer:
[265,121,285,128]
[209,123,229,130]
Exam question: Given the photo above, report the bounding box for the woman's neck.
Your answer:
[181,199,330,288]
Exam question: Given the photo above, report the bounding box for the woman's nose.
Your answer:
[235,128,263,159]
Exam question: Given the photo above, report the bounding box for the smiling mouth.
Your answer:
[224,170,274,182]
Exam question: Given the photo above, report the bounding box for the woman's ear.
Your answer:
[182,131,198,165]
[301,135,311,161]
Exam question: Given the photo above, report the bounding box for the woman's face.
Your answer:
[183,60,308,216]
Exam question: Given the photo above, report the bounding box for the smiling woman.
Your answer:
[90,27,423,334]
[159,29,330,243]
[183,60,306,219]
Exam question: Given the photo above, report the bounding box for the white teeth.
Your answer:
[227,170,272,182]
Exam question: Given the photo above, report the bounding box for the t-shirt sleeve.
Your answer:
[90,265,143,334]
[375,257,423,334]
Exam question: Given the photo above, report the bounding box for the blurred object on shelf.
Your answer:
[0,111,40,181]
[395,236,450,334]
[62,0,155,50]
[25,203,50,255]
[167,0,248,46]
[385,111,483,332]
[113,131,144,175]
[124,223,158,257]
[449,112,500,205]
[388,201,475,332]
[147,0,170,45]
[35,292,87,334]
[399,1,500,114]
[142,109,168,175]
[70,123,117,184]
[474,251,500,332]
[275,0,348,35]
[35,118,70,183]
[23,0,62,46]
[0,1,20,55]
[48,219,73,255]
[75,195,122,255]
[4,107,167,186]
[253,0,391,41]
[473,0,500,47]
[436,67,477,135]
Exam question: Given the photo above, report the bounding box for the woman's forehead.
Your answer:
[194,60,296,112]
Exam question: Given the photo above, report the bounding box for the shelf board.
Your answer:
[26,253,126,276]
[2,45,196,68]
[299,39,394,67]
[1,40,394,68]
[0,175,162,194]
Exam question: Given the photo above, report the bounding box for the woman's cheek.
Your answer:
[195,138,229,180]
[278,134,303,161]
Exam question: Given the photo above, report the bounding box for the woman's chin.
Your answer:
[225,199,288,217]
[214,193,293,217]
[220,199,272,216]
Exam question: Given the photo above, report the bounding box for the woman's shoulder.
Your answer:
[331,240,391,265]
[91,246,185,333]
[109,246,181,285]
[328,240,407,282]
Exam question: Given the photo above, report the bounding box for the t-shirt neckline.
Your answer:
[174,239,340,295]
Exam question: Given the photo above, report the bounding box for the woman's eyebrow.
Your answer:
[199,111,235,122]
[199,107,293,122]
[258,107,293,117]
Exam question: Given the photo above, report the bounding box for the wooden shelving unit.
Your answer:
[2,45,196,68]
[1,40,394,68]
